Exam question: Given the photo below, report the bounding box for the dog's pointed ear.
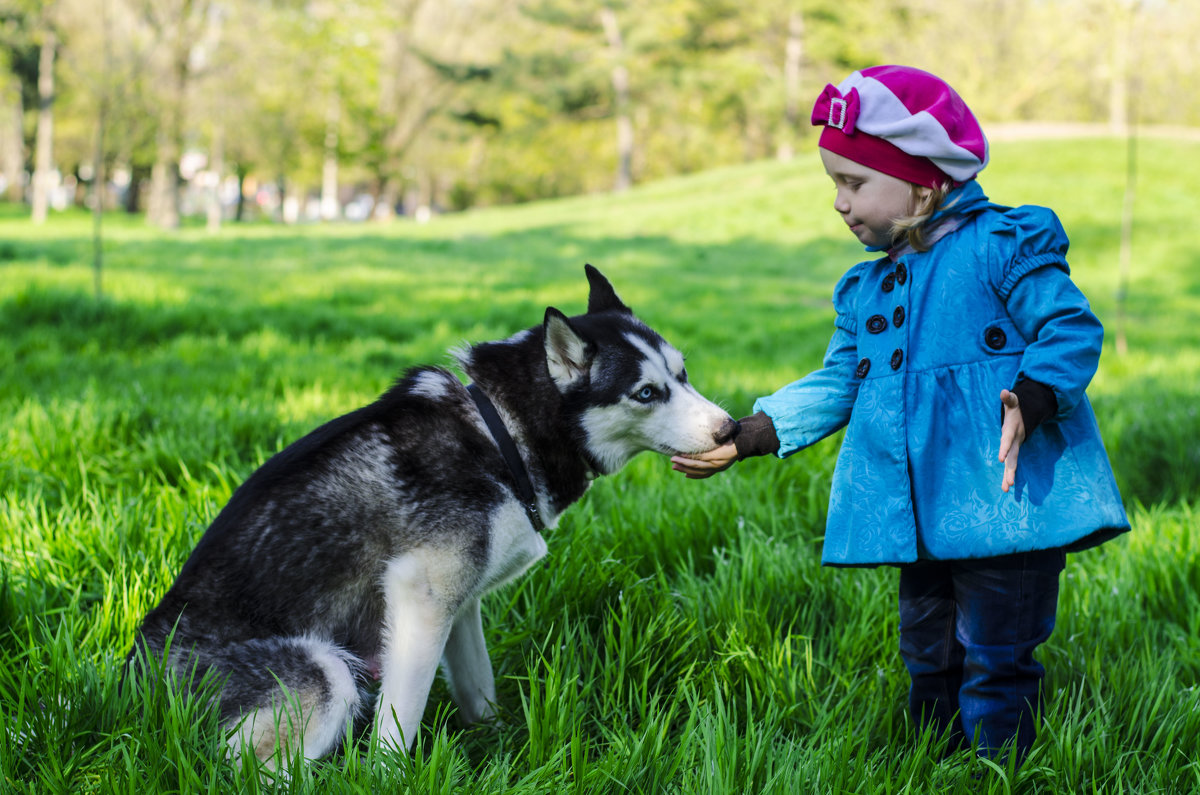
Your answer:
[544,307,594,390]
[585,264,630,315]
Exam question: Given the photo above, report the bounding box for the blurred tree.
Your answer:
[517,0,654,191]
[27,1,59,223]
[358,0,455,218]
[502,0,903,194]
[778,6,804,160]
[214,1,311,221]
[877,0,1195,126]
[365,0,502,218]
[0,2,38,203]
[0,70,18,200]
[56,0,150,202]
[598,4,632,190]
[135,0,214,229]
[3,0,1197,219]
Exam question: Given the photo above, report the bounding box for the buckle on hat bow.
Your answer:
[811,84,859,134]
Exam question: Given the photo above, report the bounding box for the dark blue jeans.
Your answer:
[898,548,1065,764]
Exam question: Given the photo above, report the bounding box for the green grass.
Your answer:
[2,137,1200,793]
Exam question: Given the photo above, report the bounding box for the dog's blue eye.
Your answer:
[634,386,658,402]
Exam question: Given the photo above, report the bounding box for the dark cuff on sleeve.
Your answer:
[733,411,781,460]
[1011,378,1058,437]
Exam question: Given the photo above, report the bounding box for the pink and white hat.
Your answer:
[811,65,988,188]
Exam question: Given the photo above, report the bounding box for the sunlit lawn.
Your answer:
[2,137,1199,792]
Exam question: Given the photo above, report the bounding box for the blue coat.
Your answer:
[756,180,1130,566]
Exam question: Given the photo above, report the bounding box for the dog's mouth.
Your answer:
[649,422,738,459]
[648,443,687,458]
[655,417,738,458]
[655,443,720,458]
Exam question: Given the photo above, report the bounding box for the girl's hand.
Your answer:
[671,443,738,479]
[999,389,1026,493]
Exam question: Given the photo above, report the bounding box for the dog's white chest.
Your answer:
[480,500,548,593]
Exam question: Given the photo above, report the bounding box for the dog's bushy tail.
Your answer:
[128,629,370,766]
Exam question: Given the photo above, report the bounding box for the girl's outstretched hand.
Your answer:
[671,443,738,479]
[999,389,1026,493]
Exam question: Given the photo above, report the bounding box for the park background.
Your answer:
[2,1,1200,792]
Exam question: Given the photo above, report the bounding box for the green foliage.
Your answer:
[21,0,1200,214]
[2,138,1200,791]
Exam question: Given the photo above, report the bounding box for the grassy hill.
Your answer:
[2,137,1198,792]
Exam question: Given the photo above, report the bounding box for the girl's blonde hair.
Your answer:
[891,181,954,252]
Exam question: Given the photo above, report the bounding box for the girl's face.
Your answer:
[820,148,921,249]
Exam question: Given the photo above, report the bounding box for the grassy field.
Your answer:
[2,137,1199,793]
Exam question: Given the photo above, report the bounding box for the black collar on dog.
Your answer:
[467,384,543,532]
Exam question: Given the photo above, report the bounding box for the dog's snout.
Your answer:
[714,417,739,447]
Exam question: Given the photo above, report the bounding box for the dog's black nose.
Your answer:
[714,417,739,446]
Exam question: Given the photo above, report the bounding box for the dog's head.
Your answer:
[544,266,736,475]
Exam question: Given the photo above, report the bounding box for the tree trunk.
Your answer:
[1115,122,1135,356]
[1108,7,1128,133]
[124,164,149,213]
[234,164,247,222]
[147,4,193,230]
[321,96,340,221]
[92,105,106,299]
[148,129,181,228]
[1,78,22,202]
[92,0,118,297]
[1114,4,1140,356]
[206,125,224,232]
[31,30,57,224]
[374,176,399,221]
[778,9,804,161]
[278,175,297,224]
[599,6,632,192]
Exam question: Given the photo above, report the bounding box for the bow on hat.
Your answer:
[811,84,860,134]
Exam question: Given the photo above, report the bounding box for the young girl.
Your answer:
[672,65,1130,765]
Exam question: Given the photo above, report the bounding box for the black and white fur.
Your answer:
[127,266,736,767]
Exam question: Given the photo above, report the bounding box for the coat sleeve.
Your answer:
[990,206,1104,420]
[752,264,864,457]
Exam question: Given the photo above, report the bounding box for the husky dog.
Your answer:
[128,266,736,766]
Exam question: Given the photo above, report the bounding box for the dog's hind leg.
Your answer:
[221,636,364,770]
[441,597,496,725]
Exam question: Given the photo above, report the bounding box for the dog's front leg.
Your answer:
[441,597,496,725]
[374,556,456,753]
